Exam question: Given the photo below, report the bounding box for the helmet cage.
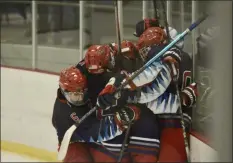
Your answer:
[61,87,88,106]
[138,46,151,62]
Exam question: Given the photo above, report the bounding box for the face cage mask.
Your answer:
[138,46,151,62]
[61,88,88,106]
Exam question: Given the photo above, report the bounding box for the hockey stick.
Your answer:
[57,106,97,161]
[172,64,191,162]
[114,0,124,72]
[161,0,171,41]
[161,1,191,161]
[152,0,160,24]
[117,122,132,163]
[177,86,191,162]
[114,0,121,53]
[114,1,132,162]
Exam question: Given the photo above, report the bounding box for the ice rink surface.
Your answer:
[1,151,44,162]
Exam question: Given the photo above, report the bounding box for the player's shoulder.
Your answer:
[171,46,192,64]
[180,49,191,60]
[52,96,72,128]
[75,59,89,77]
[147,45,165,60]
[54,91,71,113]
[76,59,86,71]
[53,94,92,121]
[179,49,192,70]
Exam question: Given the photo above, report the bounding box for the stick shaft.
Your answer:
[114,0,121,52]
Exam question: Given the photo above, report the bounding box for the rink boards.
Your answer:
[0,66,218,162]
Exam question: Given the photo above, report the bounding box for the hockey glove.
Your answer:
[161,47,181,81]
[97,71,138,110]
[181,82,198,107]
[114,105,141,131]
[97,73,126,110]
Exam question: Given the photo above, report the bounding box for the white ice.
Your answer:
[1,151,44,162]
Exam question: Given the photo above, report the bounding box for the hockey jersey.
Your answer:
[146,45,192,114]
[75,60,114,105]
[140,44,193,129]
[52,89,123,145]
[147,45,193,130]
[115,46,181,114]
[124,45,192,116]
[52,60,124,145]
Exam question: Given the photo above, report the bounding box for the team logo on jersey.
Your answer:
[70,112,79,122]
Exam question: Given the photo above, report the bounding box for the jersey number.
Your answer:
[70,112,79,122]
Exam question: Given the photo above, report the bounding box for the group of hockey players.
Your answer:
[52,18,198,162]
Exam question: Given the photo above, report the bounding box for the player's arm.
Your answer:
[54,88,130,143]
[75,59,89,78]
[71,105,140,143]
[138,47,194,105]
[145,82,197,114]
[53,95,122,144]
[146,49,197,114]
[56,104,140,143]
[97,47,181,110]
[52,97,81,145]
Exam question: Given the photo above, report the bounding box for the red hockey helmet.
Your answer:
[59,66,88,106]
[121,40,138,59]
[85,45,116,74]
[137,27,167,61]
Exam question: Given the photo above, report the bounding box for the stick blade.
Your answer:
[57,125,77,161]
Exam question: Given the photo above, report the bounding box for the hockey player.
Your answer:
[83,43,139,162]
[132,18,197,162]
[52,65,141,162]
[136,24,197,162]
[53,43,152,162]
[97,26,198,162]
[86,42,161,163]
[114,40,161,162]
[136,24,196,162]
[153,27,196,162]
